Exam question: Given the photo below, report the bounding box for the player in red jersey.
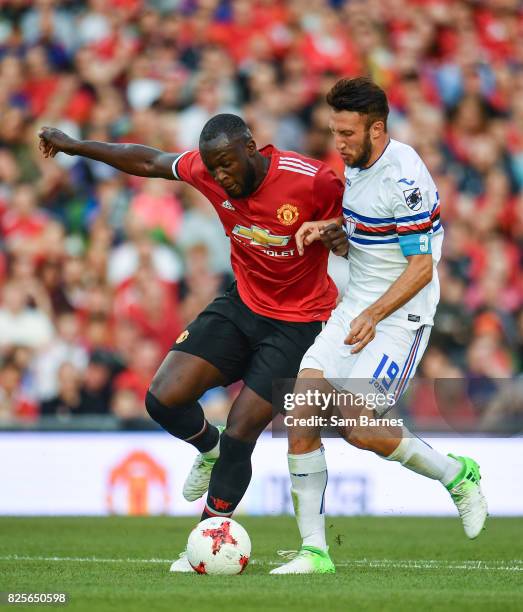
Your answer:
[39,114,343,571]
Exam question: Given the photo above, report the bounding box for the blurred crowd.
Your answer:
[0,0,522,432]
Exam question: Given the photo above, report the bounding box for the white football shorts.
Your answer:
[300,302,431,410]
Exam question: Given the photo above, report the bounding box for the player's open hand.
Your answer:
[38,127,76,158]
[295,221,323,255]
[345,310,378,354]
[320,223,349,257]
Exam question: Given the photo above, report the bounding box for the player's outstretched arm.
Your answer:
[38,127,179,180]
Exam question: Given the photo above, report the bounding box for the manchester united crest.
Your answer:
[176,330,189,344]
[277,203,300,226]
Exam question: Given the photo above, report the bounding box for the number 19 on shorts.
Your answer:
[372,354,399,391]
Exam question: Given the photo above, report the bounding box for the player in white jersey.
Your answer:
[272,78,488,575]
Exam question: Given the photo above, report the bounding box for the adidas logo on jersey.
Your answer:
[221,200,235,211]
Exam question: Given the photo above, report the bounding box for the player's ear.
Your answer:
[370,119,385,139]
[246,138,257,156]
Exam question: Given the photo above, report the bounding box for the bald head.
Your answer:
[199,114,251,150]
[198,114,267,199]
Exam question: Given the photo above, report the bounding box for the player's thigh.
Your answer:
[332,325,430,449]
[300,305,358,381]
[244,319,324,406]
[151,295,252,405]
[149,351,227,406]
[225,385,273,443]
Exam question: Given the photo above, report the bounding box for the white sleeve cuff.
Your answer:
[172,151,190,180]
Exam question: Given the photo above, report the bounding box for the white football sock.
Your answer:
[385,428,461,486]
[288,446,328,551]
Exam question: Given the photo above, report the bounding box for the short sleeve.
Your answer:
[172,150,201,184]
[389,166,438,257]
[312,165,344,220]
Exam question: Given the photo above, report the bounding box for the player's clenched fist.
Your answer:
[38,127,77,158]
[319,223,349,257]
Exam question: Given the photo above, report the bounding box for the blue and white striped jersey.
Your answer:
[340,138,443,329]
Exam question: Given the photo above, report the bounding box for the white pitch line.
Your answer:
[0,556,168,564]
[1,555,522,572]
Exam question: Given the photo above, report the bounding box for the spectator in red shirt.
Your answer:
[113,337,162,405]
[1,183,49,257]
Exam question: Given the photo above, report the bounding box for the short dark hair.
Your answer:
[326,77,389,130]
[199,114,251,147]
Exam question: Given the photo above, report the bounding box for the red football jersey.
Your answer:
[173,145,343,322]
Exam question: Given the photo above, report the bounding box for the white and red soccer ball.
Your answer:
[186,517,251,575]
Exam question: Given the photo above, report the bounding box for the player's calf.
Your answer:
[199,385,274,519]
[201,432,256,519]
[339,408,403,457]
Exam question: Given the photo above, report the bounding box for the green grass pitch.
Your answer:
[1,516,522,612]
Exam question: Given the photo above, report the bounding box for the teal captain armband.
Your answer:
[398,233,432,256]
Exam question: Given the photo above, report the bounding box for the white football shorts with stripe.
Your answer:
[300,302,430,414]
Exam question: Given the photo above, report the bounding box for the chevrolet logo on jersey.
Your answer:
[232,224,292,247]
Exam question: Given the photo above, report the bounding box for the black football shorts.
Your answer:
[171,282,324,403]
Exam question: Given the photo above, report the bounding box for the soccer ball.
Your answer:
[186,517,251,575]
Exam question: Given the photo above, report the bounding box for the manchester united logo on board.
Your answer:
[277,203,299,226]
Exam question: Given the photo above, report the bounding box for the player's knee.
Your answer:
[226,407,271,443]
[225,421,264,444]
[144,388,190,420]
[145,382,197,418]
[148,372,194,408]
[225,396,272,442]
[144,389,166,423]
[219,431,256,461]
